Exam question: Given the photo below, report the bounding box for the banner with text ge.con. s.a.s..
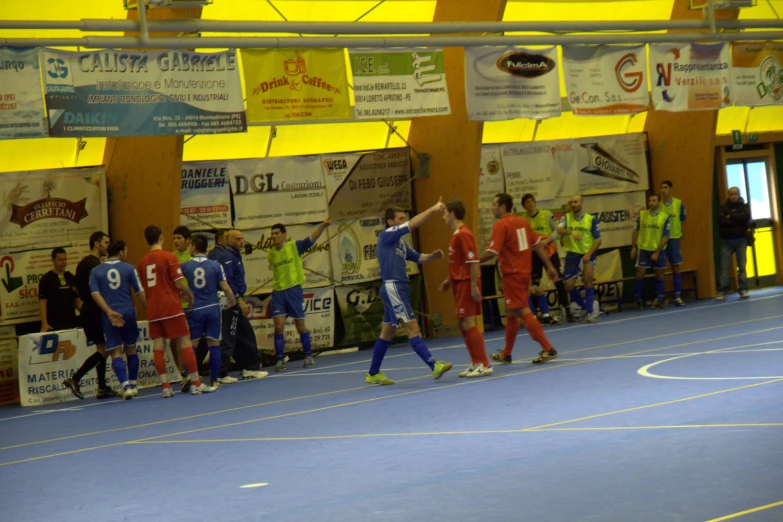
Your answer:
[42,49,246,137]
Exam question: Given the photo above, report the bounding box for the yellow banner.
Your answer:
[242,48,351,123]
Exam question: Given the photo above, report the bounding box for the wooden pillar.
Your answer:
[643,1,739,298]
[407,0,508,334]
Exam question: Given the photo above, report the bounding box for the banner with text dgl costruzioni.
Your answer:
[42,49,246,137]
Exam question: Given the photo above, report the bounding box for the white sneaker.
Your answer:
[466,364,494,378]
[130,386,138,397]
[242,369,269,380]
[191,383,217,395]
[218,375,239,384]
[123,387,134,400]
[458,365,478,378]
[162,387,174,399]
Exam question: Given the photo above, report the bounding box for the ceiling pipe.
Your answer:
[138,1,150,42]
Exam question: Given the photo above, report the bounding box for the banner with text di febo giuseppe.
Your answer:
[0,47,48,139]
[180,161,232,230]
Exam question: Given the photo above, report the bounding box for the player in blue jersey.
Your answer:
[366,197,452,385]
[89,240,147,400]
[181,234,237,388]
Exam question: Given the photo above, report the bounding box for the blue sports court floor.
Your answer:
[2,288,783,522]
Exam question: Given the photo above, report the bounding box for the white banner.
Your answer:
[329,216,419,285]
[246,287,335,355]
[500,142,571,202]
[574,134,649,195]
[229,156,328,229]
[242,224,334,293]
[322,148,412,221]
[350,48,451,119]
[650,43,732,111]
[478,146,506,251]
[0,48,48,139]
[17,322,180,407]
[731,42,783,107]
[465,46,561,121]
[180,161,232,230]
[562,45,649,115]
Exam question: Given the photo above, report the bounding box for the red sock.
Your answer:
[153,350,171,389]
[523,312,554,352]
[466,327,490,367]
[504,316,520,356]
[460,330,479,364]
[180,345,202,387]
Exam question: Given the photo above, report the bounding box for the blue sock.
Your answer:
[570,288,586,310]
[537,294,550,315]
[369,338,390,376]
[656,279,665,302]
[674,273,682,298]
[274,334,285,362]
[209,346,221,383]
[528,296,536,313]
[300,331,312,357]
[410,336,435,370]
[111,357,128,387]
[634,279,643,301]
[585,287,594,314]
[127,353,139,384]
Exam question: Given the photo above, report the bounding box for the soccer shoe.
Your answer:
[218,375,239,384]
[63,377,84,400]
[122,387,134,400]
[432,361,452,380]
[466,364,494,378]
[458,364,478,378]
[674,297,686,307]
[242,369,269,380]
[540,315,561,326]
[179,374,192,393]
[365,372,394,385]
[303,356,315,369]
[532,349,559,364]
[191,382,217,395]
[490,350,512,364]
[162,387,174,399]
[577,311,596,324]
[97,387,119,400]
[130,386,138,397]
[740,291,749,299]
[210,380,222,389]
[716,292,727,301]
[275,360,287,372]
[634,300,644,310]
[650,300,668,309]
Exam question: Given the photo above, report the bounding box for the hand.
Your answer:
[546,266,559,282]
[239,299,249,317]
[108,310,125,327]
[438,279,451,292]
[651,251,659,262]
[323,216,332,227]
[530,285,543,296]
[432,197,445,213]
[40,323,51,333]
[630,247,637,259]
[571,232,582,241]
[582,253,592,264]
[227,295,237,308]
[186,294,194,308]
[430,249,444,260]
[471,286,481,302]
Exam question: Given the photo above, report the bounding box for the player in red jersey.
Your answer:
[479,193,561,365]
[139,225,215,398]
[439,199,492,378]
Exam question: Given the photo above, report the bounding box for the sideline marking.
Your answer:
[239,483,268,489]
[705,499,783,522]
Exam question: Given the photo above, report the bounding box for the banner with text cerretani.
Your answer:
[350,48,451,120]
[18,322,182,407]
[242,223,333,293]
[465,46,561,121]
[242,48,352,123]
[0,48,48,139]
[731,42,783,107]
[478,145,506,251]
[42,49,246,137]
[246,286,334,356]
[329,216,419,285]
[650,43,731,112]
[229,156,328,229]
[322,148,412,221]
[562,45,649,116]
[180,161,232,230]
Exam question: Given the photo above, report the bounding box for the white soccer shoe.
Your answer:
[123,387,134,400]
[458,365,478,378]
[162,387,175,399]
[218,375,239,384]
[191,382,217,395]
[466,364,494,378]
[241,369,269,380]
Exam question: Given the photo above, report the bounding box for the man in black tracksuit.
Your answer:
[716,187,751,300]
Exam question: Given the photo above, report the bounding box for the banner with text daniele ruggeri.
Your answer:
[42,49,247,137]
[180,161,232,230]
[0,48,48,139]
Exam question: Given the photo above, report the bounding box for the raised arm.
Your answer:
[310,217,332,243]
[408,197,446,231]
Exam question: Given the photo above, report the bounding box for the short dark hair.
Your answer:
[144,225,162,246]
[384,207,405,228]
[521,193,536,207]
[89,231,108,250]
[648,193,661,202]
[191,234,208,254]
[107,240,126,257]
[445,199,466,220]
[494,193,514,213]
[51,247,66,259]
[172,226,191,240]
[661,180,673,188]
[271,223,286,234]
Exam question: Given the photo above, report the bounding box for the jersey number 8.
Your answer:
[193,267,206,289]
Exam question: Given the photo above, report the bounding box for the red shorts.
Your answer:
[149,314,190,340]
[501,272,530,309]
[452,279,481,319]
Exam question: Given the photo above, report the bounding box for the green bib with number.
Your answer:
[662,198,683,239]
[268,242,305,292]
[562,213,595,255]
[637,210,668,251]
[526,210,554,237]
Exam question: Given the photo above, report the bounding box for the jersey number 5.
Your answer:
[146,265,156,287]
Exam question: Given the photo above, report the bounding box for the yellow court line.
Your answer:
[705,499,783,521]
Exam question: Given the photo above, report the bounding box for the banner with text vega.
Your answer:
[0,47,48,139]
[180,161,232,230]
[43,49,246,136]
[731,42,783,107]
[478,146,506,251]
[650,43,732,111]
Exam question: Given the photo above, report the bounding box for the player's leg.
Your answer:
[400,317,451,379]
[366,319,397,385]
[294,319,315,369]
[203,307,223,387]
[563,253,587,312]
[668,239,685,306]
[271,290,288,371]
[107,345,133,400]
[169,338,189,392]
[452,280,479,373]
[634,249,648,309]
[652,251,668,308]
[459,316,492,378]
[167,316,213,394]
[217,306,239,384]
[286,286,314,368]
[125,343,139,396]
[531,254,557,325]
[149,322,174,398]
[233,311,266,380]
[551,253,572,322]
[581,257,596,321]
[492,273,524,363]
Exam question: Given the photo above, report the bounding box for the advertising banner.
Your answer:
[478,146,506,251]
[229,156,328,229]
[562,45,649,115]
[465,46,561,121]
[650,43,732,111]
[242,48,352,123]
[0,326,18,406]
[321,148,412,221]
[42,49,246,136]
[500,141,572,202]
[180,161,232,230]
[731,42,783,107]
[0,47,48,139]
[350,48,451,119]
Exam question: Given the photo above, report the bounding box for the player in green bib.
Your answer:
[631,194,671,309]
[660,180,687,306]
[169,225,194,391]
[269,218,331,372]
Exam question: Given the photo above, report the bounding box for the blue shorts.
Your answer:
[187,305,222,341]
[666,238,683,265]
[564,252,597,282]
[636,249,667,269]
[380,281,415,325]
[271,286,305,320]
[102,308,139,350]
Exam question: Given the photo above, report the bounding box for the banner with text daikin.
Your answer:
[42,49,246,136]
[229,156,328,229]
[478,146,506,251]
[350,48,451,119]
[562,45,649,115]
[180,161,232,230]
[322,148,412,221]
[465,46,561,121]
[0,48,48,139]
[650,43,732,111]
